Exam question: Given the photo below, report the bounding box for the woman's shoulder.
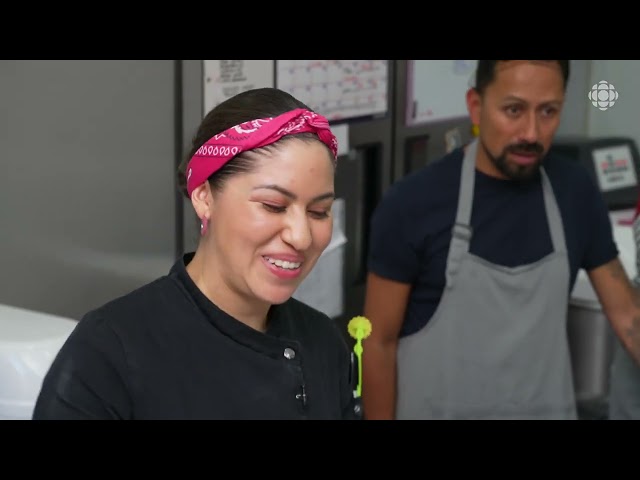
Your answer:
[279,297,346,342]
[282,296,333,323]
[79,275,180,333]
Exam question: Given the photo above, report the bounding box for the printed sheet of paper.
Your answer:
[202,60,274,114]
[592,144,638,192]
[276,60,389,122]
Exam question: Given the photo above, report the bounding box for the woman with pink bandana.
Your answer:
[33,88,359,420]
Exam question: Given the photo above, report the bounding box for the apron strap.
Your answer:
[446,139,477,288]
[540,167,565,253]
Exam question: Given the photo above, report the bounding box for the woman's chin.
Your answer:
[259,285,300,305]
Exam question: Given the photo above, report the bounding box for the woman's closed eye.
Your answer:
[262,203,330,219]
[308,210,330,219]
[262,203,286,214]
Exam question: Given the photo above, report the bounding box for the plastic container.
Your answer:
[0,304,77,419]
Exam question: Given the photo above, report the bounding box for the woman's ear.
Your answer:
[190,182,212,222]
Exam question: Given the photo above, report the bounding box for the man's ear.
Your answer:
[466,87,481,128]
[190,182,213,221]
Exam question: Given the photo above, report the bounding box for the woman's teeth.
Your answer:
[265,257,301,270]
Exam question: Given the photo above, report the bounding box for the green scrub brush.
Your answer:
[347,315,372,398]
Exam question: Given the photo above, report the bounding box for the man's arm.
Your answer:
[588,258,640,367]
[361,272,412,420]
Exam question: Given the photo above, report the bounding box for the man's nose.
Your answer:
[520,112,540,144]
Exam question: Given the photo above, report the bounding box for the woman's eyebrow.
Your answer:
[253,184,335,202]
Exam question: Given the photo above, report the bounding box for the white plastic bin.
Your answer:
[294,199,347,319]
[0,304,77,420]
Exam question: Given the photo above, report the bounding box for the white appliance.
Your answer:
[550,135,640,418]
[0,304,77,420]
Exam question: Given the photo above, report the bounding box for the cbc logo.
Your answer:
[588,80,619,111]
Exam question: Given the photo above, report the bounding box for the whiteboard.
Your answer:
[276,60,389,122]
[406,60,477,126]
[202,60,274,115]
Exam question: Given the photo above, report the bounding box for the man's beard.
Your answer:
[480,139,545,182]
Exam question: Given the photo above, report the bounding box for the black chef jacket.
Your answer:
[32,253,359,420]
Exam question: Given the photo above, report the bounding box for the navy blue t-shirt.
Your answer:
[367,145,619,337]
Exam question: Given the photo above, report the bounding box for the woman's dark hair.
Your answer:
[473,60,571,96]
[177,87,316,199]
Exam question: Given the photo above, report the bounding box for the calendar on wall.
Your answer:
[275,60,389,123]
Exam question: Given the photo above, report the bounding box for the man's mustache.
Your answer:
[507,142,543,155]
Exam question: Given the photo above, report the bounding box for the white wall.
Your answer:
[587,60,640,149]
[557,60,591,137]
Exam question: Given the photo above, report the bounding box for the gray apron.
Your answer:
[396,139,577,419]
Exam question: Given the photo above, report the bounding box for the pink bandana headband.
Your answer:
[186,108,338,198]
